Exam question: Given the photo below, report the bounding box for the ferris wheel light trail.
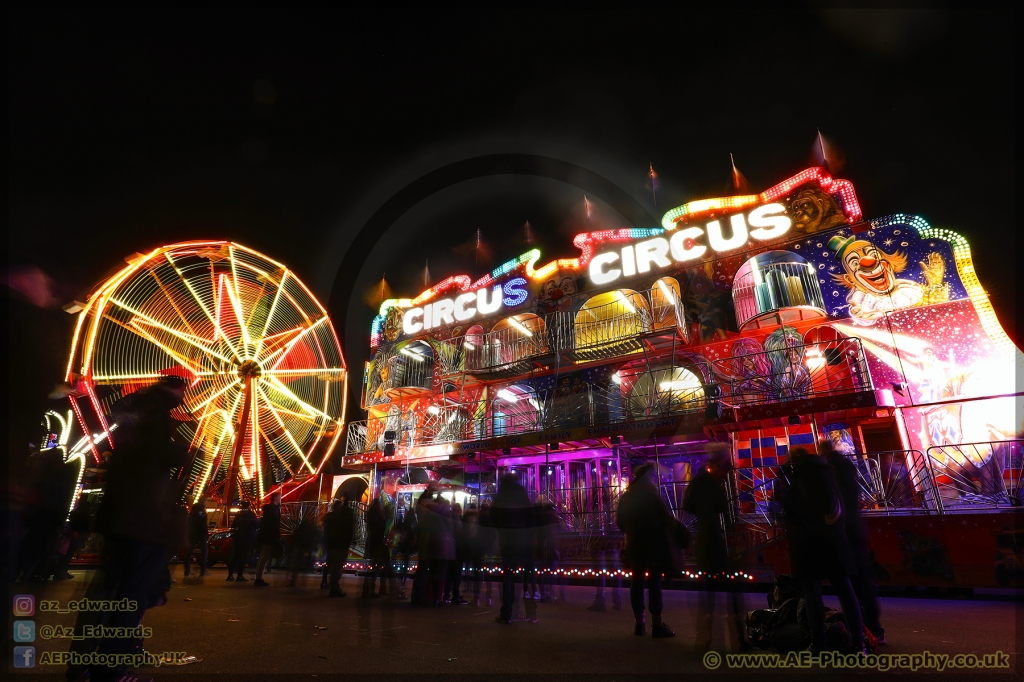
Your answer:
[263,375,338,422]
[257,384,315,474]
[254,271,288,358]
[266,316,330,369]
[165,253,243,362]
[64,241,346,513]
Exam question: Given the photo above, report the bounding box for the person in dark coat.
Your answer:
[683,443,748,650]
[183,496,209,577]
[783,447,865,653]
[490,474,534,623]
[822,440,885,644]
[71,375,191,682]
[228,500,259,581]
[324,493,355,597]
[362,497,387,598]
[616,463,676,638]
[254,491,282,586]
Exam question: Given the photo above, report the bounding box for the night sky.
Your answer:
[6,8,1017,455]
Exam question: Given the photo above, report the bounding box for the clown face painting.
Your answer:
[829,235,934,326]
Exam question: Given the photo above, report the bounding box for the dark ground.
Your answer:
[9,564,1020,681]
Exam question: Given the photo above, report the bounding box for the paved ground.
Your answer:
[10,565,1021,680]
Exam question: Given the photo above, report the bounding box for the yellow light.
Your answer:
[656,280,676,305]
[617,291,636,313]
[508,317,533,337]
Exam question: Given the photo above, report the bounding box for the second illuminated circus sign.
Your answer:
[588,203,792,285]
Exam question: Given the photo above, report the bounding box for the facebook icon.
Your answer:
[13,645,36,668]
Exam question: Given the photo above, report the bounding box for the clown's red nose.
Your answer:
[859,257,877,268]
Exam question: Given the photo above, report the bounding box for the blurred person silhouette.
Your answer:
[183,496,209,578]
[51,499,92,580]
[15,443,72,581]
[324,493,355,597]
[535,495,563,602]
[227,500,259,581]
[616,463,676,638]
[430,495,456,605]
[254,491,282,586]
[446,502,469,604]
[491,474,534,623]
[683,443,749,651]
[821,440,885,644]
[362,496,387,598]
[392,494,416,599]
[462,502,482,605]
[410,487,436,606]
[783,446,865,654]
[67,375,191,682]
[288,509,321,587]
[474,499,498,606]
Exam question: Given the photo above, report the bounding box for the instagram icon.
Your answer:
[13,594,35,617]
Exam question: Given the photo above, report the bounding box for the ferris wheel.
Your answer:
[64,241,347,508]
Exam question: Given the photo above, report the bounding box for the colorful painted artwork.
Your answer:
[823,423,857,455]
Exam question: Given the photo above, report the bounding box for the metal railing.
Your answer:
[925,440,1024,511]
[713,337,873,405]
[347,342,872,457]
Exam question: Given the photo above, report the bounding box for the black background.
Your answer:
[7,8,1017,456]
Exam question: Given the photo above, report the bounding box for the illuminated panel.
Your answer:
[871,213,1019,364]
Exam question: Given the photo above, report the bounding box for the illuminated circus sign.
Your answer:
[588,203,793,285]
[373,166,863,347]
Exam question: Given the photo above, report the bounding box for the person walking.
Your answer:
[362,497,387,598]
[783,446,866,654]
[254,491,282,586]
[491,474,533,624]
[683,443,748,651]
[324,494,355,597]
[822,440,885,644]
[69,375,191,682]
[228,500,259,581]
[183,496,209,578]
[616,463,676,638]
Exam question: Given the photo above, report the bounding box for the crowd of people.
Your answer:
[8,374,888,682]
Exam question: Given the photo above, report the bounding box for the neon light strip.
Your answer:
[660,166,863,230]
